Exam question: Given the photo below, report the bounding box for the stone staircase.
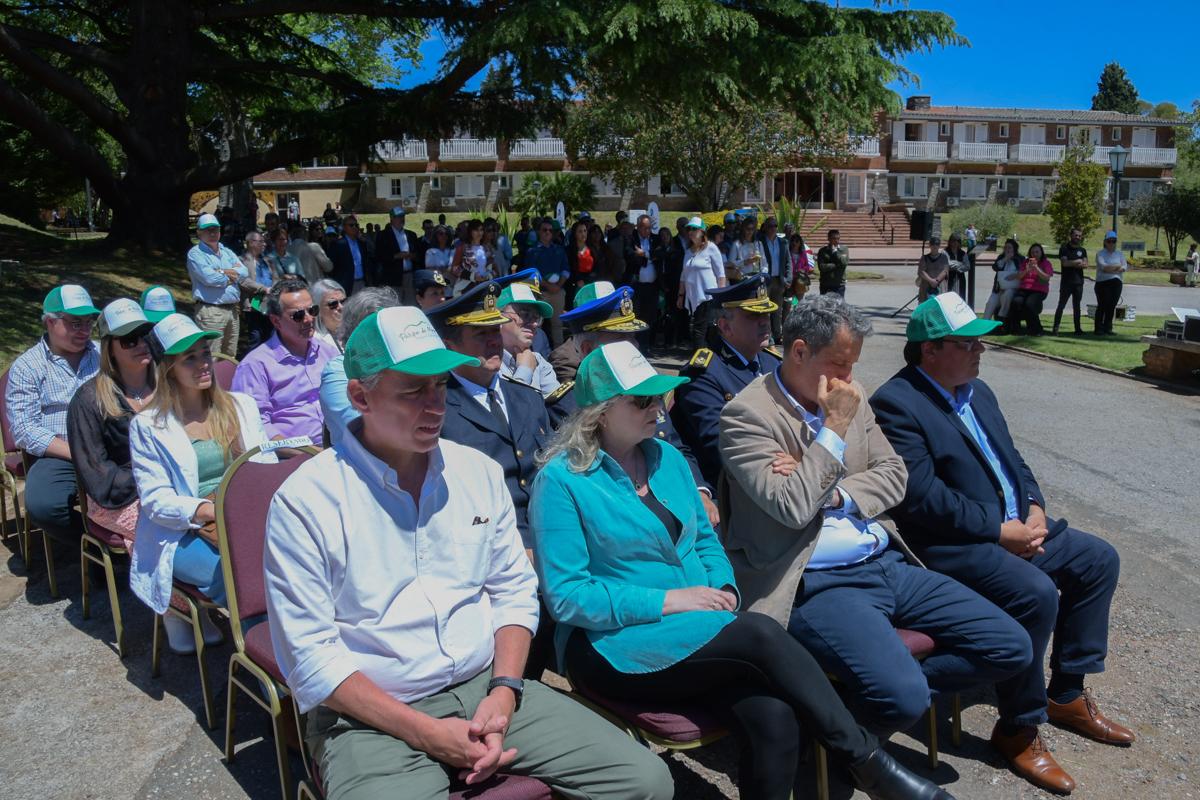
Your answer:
[796,210,899,248]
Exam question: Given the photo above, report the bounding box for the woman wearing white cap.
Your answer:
[677,217,727,348]
[530,341,954,800]
[67,299,157,548]
[128,313,271,652]
[1093,231,1127,335]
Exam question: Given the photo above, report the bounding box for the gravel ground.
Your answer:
[1,299,1197,800]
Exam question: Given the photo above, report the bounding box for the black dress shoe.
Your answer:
[848,748,956,800]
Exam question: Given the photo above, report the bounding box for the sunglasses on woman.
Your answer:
[116,333,145,349]
[288,305,320,322]
[325,299,344,310]
[631,395,660,410]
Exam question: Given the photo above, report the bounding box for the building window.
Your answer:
[389,179,403,198]
[1111,127,1122,142]
[939,122,950,136]
[1019,177,1043,200]
[591,175,618,196]
[938,176,949,190]
[899,175,928,198]
[998,124,1009,138]
[1055,125,1066,140]
[430,176,441,190]
[498,175,511,189]
[961,177,987,199]
[744,177,766,203]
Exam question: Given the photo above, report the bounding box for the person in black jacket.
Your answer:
[328,216,373,295]
[373,206,419,302]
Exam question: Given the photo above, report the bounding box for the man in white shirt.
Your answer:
[265,305,671,800]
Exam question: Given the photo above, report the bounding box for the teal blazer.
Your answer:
[530,437,738,674]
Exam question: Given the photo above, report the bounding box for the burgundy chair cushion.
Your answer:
[896,628,937,660]
[573,683,724,743]
[214,359,238,392]
[449,775,553,800]
[84,518,127,549]
[4,453,23,477]
[169,581,215,614]
[0,370,18,454]
[221,453,314,620]
[243,620,285,683]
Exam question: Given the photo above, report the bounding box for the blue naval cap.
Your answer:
[493,268,543,294]
[425,279,507,331]
[560,284,648,334]
[706,274,779,314]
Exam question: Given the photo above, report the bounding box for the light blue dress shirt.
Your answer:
[772,368,890,570]
[186,241,247,305]
[916,368,1019,521]
[318,355,354,446]
[347,238,364,280]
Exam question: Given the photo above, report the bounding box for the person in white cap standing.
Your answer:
[187,212,249,357]
[678,216,727,348]
[6,284,101,540]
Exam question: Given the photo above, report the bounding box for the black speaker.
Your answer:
[909,210,933,241]
[1185,316,1200,343]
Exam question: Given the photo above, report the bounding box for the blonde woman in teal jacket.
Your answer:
[530,341,954,800]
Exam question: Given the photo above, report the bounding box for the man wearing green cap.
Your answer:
[263,306,671,800]
[6,284,101,540]
[497,282,560,397]
[547,280,615,383]
[870,293,1131,794]
[187,212,249,357]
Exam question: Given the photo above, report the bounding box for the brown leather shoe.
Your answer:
[990,723,1076,795]
[1048,689,1136,746]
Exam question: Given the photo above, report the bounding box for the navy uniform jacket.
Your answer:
[868,365,1045,554]
[546,382,711,494]
[671,342,781,487]
[441,373,551,546]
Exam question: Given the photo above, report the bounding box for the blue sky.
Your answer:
[399,1,1198,111]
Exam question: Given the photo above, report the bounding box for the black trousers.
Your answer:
[632,283,659,351]
[1094,279,1122,334]
[565,613,877,800]
[1053,279,1085,332]
[1008,289,1047,335]
[946,269,967,298]
[688,300,714,350]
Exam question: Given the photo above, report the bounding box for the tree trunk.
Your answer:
[105,171,193,253]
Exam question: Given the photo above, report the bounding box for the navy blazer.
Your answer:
[869,365,1045,552]
[329,237,374,293]
[441,374,550,546]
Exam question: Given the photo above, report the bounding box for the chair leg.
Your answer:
[101,546,125,658]
[264,679,293,800]
[80,537,92,620]
[814,741,829,800]
[225,657,240,762]
[41,529,59,598]
[927,698,939,769]
[186,600,217,730]
[151,613,163,677]
[951,692,962,747]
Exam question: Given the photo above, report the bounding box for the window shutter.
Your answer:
[953,123,967,142]
[647,175,661,196]
[376,176,391,198]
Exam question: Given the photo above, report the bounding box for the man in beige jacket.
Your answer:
[719,294,1031,734]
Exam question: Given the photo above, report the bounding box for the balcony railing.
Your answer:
[893,140,947,160]
[1009,143,1064,164]
[509,138,566,159]
[852,137,880,157]
[1090,146,1114,165]
[1130,147,1177,166]
[377,139,428,161]
[951,142,1008,162]
[438,138,498,160]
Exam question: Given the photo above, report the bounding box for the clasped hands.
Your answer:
[416,689,518,785]
[1000,504,1049,559]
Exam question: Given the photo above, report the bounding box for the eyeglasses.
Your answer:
[57,315,96,331]
[943,337,982,351]
[630,394,660,410]
[288,305,320,322]
[507,307,542,325]
[325,299,344,310]
[116,333,145,349]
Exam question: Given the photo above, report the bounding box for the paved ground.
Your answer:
[1,287,1198,800]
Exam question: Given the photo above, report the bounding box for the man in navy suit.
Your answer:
[870,293,1133,796]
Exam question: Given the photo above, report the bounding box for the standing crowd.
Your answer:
[6,206,1137,800]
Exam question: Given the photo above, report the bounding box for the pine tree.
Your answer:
[1091,62,1140,115]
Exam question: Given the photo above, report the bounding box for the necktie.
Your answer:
[487,389,509,433]
[749,360,761,376]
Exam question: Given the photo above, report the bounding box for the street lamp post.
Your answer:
[1108,145,1129,237]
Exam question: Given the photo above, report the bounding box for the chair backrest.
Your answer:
[213,356,238,392]
[0,369,18,454]
[215,444,318,650]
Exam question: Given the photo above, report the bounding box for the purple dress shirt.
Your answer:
[231,333,338,445]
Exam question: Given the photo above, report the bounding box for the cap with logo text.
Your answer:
[98,298,153,338]
[576,340,689,408]
[906,292,1001,342]
[197,213,220,230]
[139,285,177,322]
[344,306,478,379]
[43,284,100,317]
[152,313,221,356]
[571,280,615,309]
[497,282,553,319]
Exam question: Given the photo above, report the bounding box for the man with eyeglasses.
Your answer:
[6,284,101,540]
[871,294,1131,794]
[188,212,250,358]
[232,278,339,446]
[522,221,569,347]
[330,214,373,296]
[496,281,560,397]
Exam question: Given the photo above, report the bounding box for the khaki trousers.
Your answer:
[193,303,239,358]
[306,669,672,800]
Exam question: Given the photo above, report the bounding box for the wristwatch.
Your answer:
[487,676,525,711]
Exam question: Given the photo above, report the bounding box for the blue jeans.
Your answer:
[25,456,79,538]
[788,549,1032,733]
[172,532,227,607]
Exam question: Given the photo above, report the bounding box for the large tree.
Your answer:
[1091,62,1139,115]
[1126,186,1200,261]
[1045,140,1108,246]
[0,0,961,253]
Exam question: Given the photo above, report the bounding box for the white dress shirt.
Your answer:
[454,371,509,421]
[264,428,539,712]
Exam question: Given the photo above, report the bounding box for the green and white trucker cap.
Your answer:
[139,285,177,322]
[43,284,100,316]
[152,313,220,356]
[98,298,153,338]
[906,292,1001,342]
[497,282,553,319]
[571,280,616,309]
[344,306,479,380]
[575,340,689,408]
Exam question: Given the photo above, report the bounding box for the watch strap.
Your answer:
[487,676,524,710]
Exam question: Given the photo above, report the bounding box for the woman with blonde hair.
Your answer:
[530,341,952,800]
[129,313,271,653]
[67,299,157,548]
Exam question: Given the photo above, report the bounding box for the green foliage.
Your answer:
[767,197,828,238]
[1147,101,1181,119]
[945,203,1016,240]
[1091,62,1140,114]
[1045,142,1108,246]
[1125,186,1200,261]
[510,173,596,218]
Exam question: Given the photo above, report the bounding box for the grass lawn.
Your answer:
[1122,269,1186,287]
[1009,214,1168,256]
[985,313,1164,373]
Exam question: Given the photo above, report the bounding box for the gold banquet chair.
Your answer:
[75,472,129,657]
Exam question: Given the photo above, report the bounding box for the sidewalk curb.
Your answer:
[985,339,1200,396]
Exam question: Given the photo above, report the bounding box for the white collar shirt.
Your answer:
[454,371,508,421]
[263,427,540,712]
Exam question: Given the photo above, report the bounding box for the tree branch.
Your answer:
[0,75,121,201]
[0,23,154,163]
[1,22,123,73]
[199,0,487,24]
